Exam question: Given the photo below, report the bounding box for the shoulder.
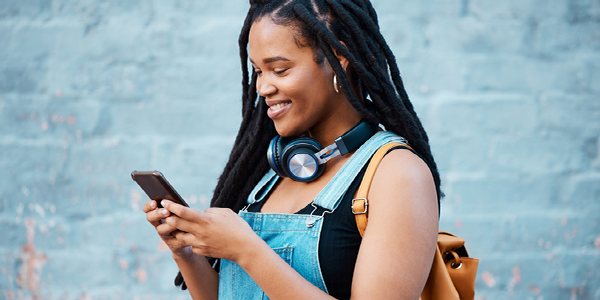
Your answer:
[372,147,436,195]
[367,147,438,223]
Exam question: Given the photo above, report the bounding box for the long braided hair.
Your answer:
[175,0,442,289]
[212,0,442,210]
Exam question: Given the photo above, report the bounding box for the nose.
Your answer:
[257,76,277,97]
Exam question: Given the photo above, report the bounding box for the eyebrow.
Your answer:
[250,56,290,65]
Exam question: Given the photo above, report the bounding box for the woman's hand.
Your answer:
[142,200,193,260]
[145,200,222,299]
[160,200,261,264]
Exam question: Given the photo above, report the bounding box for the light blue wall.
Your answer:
[0,0,598,299]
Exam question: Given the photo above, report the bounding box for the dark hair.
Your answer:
[213,0,442,211]
[175,0,442,289]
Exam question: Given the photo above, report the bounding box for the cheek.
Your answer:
[279,74,312,99]
[287,68,332,98]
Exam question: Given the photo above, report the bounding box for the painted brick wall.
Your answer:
[0,0,598,299]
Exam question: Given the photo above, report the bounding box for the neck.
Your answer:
[307,104,362,148]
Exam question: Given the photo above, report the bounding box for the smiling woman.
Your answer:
[142,0,442,299]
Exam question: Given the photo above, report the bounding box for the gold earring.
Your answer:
[333,75,340,94]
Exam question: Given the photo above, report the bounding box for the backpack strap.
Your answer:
[352,142,413,236]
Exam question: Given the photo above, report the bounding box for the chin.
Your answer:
[273,121,304,137]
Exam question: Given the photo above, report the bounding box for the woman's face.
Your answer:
[248,17,345,137]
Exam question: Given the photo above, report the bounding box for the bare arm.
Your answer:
[171,249,219,300]
[351,149,439,299]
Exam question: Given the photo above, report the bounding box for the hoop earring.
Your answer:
[333,75,340,94]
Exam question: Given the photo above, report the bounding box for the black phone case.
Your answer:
[131,170,189,208]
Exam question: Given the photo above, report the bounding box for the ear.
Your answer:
[332,41,350,71]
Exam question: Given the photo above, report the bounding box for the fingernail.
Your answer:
[151,201,156,208]
[161,200,166,207]
[161,209,169,216]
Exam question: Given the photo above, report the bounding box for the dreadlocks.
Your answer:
[211,0,442,212]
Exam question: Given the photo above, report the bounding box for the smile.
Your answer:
[271,103,288,110]
[266,101,291,119]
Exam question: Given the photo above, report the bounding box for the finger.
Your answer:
[148,219,160,227]
[145,210,161,227]
[172,231,197,247]
[162,200,201,222]
[156,222,179,236]
[164,214,204,233]
[146,208,171,225]
[142,200,158,213]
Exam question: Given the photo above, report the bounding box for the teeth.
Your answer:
[272,103,288,110]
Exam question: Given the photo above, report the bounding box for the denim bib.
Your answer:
[218,131,405,299]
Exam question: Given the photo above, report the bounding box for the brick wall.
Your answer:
[0,0,598,299]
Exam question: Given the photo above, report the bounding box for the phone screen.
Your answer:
[131,171,189,208]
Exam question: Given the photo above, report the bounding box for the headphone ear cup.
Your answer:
[285,148,325,182]
[267,136,289,178]
[281,137,324,182]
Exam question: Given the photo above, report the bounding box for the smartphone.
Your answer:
[131,170,189,208]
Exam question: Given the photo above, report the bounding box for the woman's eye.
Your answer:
[274,68,288,75]
[254,69,262,75]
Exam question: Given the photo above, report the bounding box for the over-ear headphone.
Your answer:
[267,120,377,182]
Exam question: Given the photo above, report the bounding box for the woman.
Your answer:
[143,0,441,299]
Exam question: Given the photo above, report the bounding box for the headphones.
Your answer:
[267,120,377,182]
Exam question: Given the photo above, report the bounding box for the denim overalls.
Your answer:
[218,131,405,299]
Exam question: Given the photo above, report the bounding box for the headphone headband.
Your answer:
[335,120,377,156]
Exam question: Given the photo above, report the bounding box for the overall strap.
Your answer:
[313,131,405,211]
[246,169,278,205]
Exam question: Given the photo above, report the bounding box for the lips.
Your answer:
[266,100,291,119]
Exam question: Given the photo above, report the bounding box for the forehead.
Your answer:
[248,17,312,62]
